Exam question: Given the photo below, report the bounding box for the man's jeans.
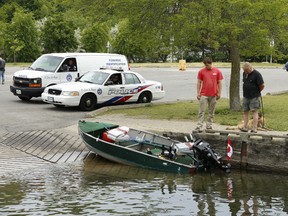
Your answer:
[196,96,217,129]
[0,70,4,84]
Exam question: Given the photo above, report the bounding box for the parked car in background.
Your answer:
[41,69,165,111]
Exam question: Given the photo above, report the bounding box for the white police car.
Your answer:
[41,69,165,111]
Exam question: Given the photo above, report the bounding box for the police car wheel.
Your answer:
[137,92,152,103]
[80,94,97,111]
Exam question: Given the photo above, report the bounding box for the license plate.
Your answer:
[16,89,21,94]
[47,96,54,102]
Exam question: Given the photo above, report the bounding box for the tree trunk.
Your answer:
[229,43,241,111]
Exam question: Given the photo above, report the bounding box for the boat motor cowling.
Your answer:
[193,139,230,171]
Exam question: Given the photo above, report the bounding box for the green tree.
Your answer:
[4,8,40,62]
[217,0,288,110]
[113,18,167,62]
[41,14,78,53]
[112,0,185,62]
[256,0,288,63]
[80,23,110,53]
[173,0,222,61]
[12,0,50,19]
[0,1,19,23]
[0,21,6,55]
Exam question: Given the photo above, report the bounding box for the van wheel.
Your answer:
[18,96,32,101]
[137,92,152,103]
[79,94,97,111]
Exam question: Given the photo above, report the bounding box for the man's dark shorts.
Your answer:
[243,97,261,112]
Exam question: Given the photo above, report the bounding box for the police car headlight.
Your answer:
[62,91,79,96]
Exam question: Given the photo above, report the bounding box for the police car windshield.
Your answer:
[79,71,109,85]
[30,55,63,72]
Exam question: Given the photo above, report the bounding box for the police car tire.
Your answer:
[18,96,32,101]
[79,93,97,111]
[137,92,152,103]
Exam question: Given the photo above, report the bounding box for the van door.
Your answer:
[57,58,79,83]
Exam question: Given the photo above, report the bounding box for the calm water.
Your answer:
[0,155,287,216]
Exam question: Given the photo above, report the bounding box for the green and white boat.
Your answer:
[78,120,230,174]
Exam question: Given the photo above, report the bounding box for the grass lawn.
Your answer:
[98,93,288,131]
[6,62,31,67]
[131,62,283,68]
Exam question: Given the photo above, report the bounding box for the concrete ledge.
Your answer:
[163,130,288,174]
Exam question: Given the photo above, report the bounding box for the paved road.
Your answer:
[1,66,287,133]
[132,66,288,101]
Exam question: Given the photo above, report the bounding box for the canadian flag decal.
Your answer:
[227,138,233,161]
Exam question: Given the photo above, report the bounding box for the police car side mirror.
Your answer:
[75,77,80,82]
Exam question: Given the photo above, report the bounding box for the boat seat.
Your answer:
[117,140,137,146]
[134,134,146,143]
[126,143,141,148]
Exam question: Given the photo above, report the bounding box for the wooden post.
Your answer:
[240,141,248,169]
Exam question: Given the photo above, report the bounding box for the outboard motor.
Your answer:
[193,138,230,172]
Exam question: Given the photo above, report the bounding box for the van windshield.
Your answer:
[29,55,63,72]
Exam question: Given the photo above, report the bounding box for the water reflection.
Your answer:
[0,181,25,207]
[0,153,287,215]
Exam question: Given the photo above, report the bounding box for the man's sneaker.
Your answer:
[250,129,257,133]
[206,126,213,130]
[193,127,202,133]
[239,127,248,132]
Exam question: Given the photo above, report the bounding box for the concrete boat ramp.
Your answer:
[0,129,90,176]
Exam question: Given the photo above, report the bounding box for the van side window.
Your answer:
[58,58,77,72]
[124,73,141,84]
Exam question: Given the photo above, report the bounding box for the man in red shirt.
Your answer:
[194,57,223,132]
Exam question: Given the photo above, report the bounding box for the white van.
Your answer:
[10,53,129,101]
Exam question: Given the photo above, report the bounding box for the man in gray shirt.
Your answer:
[241,62,264,133]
